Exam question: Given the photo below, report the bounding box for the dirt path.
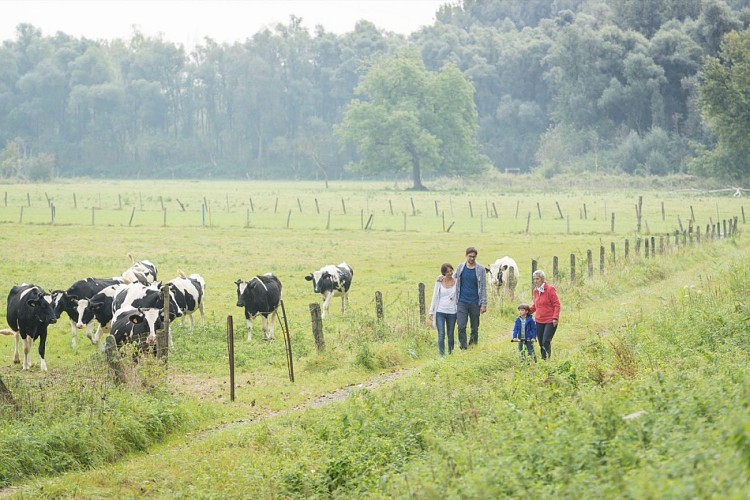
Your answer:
[193,367,413,436]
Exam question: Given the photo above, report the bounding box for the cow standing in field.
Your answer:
[0,284,58,371]
[110,307,165,356]
[123,254,158,285]
[86,282,131,344]
[111,282,182,350]
[486,256,520,298]
[57,277,125,348]
[305,263,353,319]
[168,271,206,330]
[234,274,282,341]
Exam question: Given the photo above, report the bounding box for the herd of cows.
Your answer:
[0,256,357,372]
[0,253,520,372]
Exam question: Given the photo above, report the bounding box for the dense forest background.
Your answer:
[1,0,750,183]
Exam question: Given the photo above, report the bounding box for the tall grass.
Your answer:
[0,180,746,496]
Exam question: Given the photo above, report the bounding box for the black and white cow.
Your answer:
[234,274,282,341]
[57,277,124,348]
[122,254,158,285]
[86,282,131,344]
[110,307,164,355]
[168,271,206,330]
[0,284,58,371]
[486,256,520,298]
[305,262,353,319]
[112,282,182,350]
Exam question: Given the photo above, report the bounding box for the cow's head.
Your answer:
[487,265,504,288]
[29,292,57,325]
[127,308,164,346]
[48,289,67,319]
[234,279,248,307]
[305,271,327,294]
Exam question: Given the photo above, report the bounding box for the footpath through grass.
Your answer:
[7,237,749,498]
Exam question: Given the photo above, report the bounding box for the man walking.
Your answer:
[454,246,487,349]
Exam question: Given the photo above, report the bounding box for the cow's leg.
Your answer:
[199,303,205,327]
[341,293,349,315]
[261,315,269,340]
[246,313,253,341]
[70,319,79,349]
[23,336,32,370]
[267,312,277,340]
[38,330,48,372]
[188,312,195,331]
[13,332,21,364]
[90,323,101,344]
[321,292,333,319]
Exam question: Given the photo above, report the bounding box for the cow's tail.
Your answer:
[178,269,187,279]
[0,328,17,336]
[127,252,135,264]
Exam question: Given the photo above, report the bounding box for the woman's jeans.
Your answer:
[435,312,457,356]
[536,322,558,360]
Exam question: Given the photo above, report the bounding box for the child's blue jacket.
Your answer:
[513,316,538,341]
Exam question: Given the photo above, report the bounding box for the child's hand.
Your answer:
[511,338,519,342]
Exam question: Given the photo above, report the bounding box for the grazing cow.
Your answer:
[86,282,131,344]
[110,307,164,356]
[305,263,353,319]
[234,274,282,341]
[0,284,58,371]
[168,271,206,330]
[112,282,182,350]
[486,256,520,298]
[122,254,158,284]
[57,277,124,348]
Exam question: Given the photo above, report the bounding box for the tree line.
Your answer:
[0,0,749,186]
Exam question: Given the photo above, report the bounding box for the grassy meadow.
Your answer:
[0,176,748,497]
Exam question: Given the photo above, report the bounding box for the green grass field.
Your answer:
[0,178,748,497]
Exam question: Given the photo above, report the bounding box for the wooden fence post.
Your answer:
[104,335,126,385]
[556,201,563,219]
[531,259,538,293]
[611,242,616,264]
[586,250,593,279]
[570,254,576,283]
[310,303,324,352]
[552,256,558,282]
[375,291,384,321]
[0,375,17,409]
[599,246,605,275]
[158,285,170,363]
[625,239,630,259]
[418,283,426,325]
[227,315,235,402]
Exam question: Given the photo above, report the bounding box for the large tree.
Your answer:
[335,50,484,190]
[697,28,750,180]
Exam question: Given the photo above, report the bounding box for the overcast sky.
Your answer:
[1,0,449,47]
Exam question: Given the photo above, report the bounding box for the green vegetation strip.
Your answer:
[9,241,749,498]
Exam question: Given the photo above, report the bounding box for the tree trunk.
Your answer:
[410,159,427,191]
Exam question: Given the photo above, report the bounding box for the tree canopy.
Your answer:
[335,51,484,190]
[698,28,750,180]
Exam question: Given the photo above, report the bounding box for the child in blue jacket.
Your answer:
[512,303,537,361]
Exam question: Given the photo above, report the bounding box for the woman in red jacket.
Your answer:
[529,270,561,360]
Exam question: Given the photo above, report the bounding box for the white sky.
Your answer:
[1,0,450,48]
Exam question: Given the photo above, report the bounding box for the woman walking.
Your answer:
[429,263,458,357]
[529,270,561,360]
